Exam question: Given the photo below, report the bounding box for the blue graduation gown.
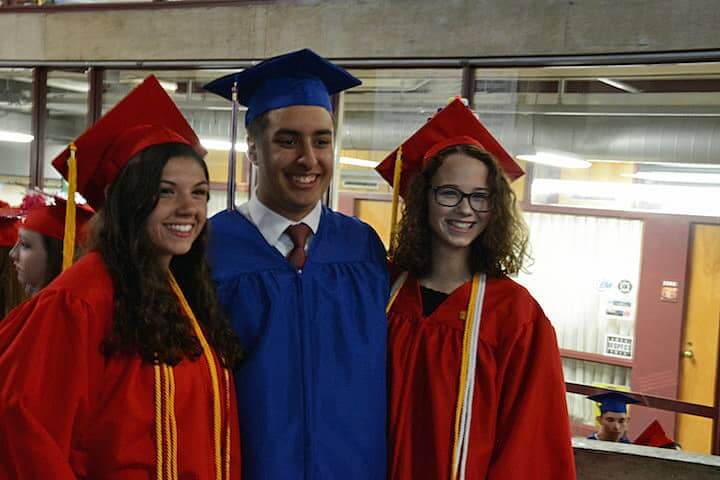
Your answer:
[208,207,389,480]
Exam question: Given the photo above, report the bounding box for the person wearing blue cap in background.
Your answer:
[204,49,389,480]
[587,391,641,443]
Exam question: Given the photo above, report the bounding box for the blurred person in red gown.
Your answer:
[9,197,94,297]
[376,98,576,480]
[0,75,243,479]
[0,201,23,316]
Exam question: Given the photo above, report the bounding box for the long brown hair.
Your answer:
[393,144,529,278]
[41,235,63,288]
[0,247,24,316]
[90,142,243,367]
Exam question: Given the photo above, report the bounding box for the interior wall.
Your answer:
[1,0,720,61]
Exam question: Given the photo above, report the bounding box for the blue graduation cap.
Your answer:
[588,391,640,414]
[203,48,361,126]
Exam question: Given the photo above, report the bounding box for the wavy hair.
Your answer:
[392,144,529,278]
[89,143,243,367]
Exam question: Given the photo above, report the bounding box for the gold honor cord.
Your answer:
[385,272,487,480]
[154,363,178,480]
[388,146,403,254]
[62,143,78,271]
[168,273,230,480]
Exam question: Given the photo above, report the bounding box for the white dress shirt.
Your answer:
[238,194,322,258]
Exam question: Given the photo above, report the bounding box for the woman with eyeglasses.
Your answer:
[376,99,575,480]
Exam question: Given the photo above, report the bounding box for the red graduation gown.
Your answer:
[388,274,575,479]
[0,252,241,479]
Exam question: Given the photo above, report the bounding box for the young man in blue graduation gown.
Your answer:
[586,392,639,443]
[204,49,389,480]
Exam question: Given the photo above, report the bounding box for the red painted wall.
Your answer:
[631,217,690,439]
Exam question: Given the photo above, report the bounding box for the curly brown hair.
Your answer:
[392,144,529,278]
[89,142,243,367]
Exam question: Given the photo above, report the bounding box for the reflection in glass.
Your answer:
[103,69,249,216]
[473,63,720,217]
[43,69,90,197]
[563,361,631,426]
[0,68,33,206]
[338,69,462,243]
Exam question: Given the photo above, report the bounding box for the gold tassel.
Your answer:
[62,143,78,270]
[388,146,403,255]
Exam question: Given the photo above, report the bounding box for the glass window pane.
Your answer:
[0,68,33,205]
[340,68,463,246]
[473,64,720,217]
[516,212,643,356]
[102,69,248,217]
[564,360,632,426]
[43,69,90,196]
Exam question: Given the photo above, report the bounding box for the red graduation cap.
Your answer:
[51,75,206,210]
[0,201,22,248]
[375,98,524,199]
[22,197,95,244]
[633,420,675,448]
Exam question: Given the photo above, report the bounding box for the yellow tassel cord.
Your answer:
[168,273,229,480]
[388,146,403,255]
[62,143,78,271]
[450,274,481,480]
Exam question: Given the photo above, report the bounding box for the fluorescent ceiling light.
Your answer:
[622,171,720,184]
[130,79,178,92]
[0,130,34,143]
[200,138,248,152]
[47,79,90,93]
[598,78,641,93]
[339,157,379,168]
[517,150,591,169]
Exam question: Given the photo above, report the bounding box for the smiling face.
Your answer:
[9,228,48,294]
[426,152,491,251]
[248,105,334,221]
[144,156,209,269]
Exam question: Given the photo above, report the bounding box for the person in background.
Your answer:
[376,99,576,479]
[204,49,388,480]
[0,75,242,479]
[9,197,94,296]
[0,202,23,316]
[586,391,640,443]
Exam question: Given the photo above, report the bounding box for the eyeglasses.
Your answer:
[431,185,491,212]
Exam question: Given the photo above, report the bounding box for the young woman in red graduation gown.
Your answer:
[0,202,23,317]
[8,198,94,298]
[382,104,576,479]
[0,76,243,479]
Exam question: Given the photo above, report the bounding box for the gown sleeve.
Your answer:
[486,307,577,479]
[0,289,102,479]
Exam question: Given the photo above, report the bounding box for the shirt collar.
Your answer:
[247,193,322,246]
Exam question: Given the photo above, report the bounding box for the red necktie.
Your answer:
[285,223,312,269]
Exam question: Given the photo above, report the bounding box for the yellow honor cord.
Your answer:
[62,143,78,271]
[154,363,178,480]
[389,146,403,254]
[168,273,227,480]
[154,365,164,480]
[451,274,481,480]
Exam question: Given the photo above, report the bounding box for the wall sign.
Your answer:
[605,334,633,358]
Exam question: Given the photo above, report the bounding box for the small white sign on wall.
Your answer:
[605,334,633,358]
